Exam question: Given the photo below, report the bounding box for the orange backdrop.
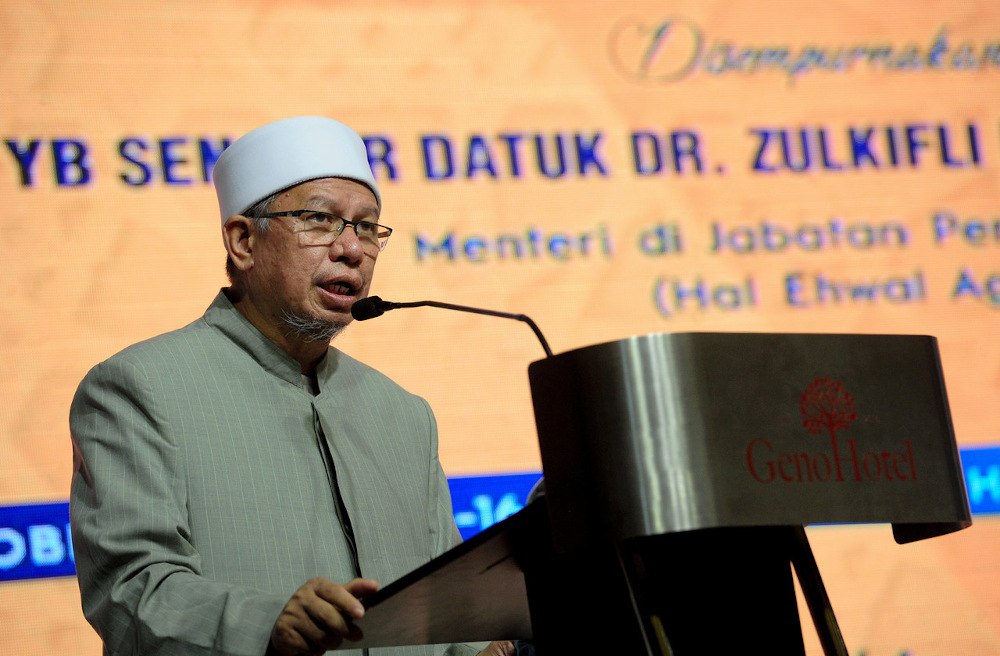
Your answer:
[1,1,998,653]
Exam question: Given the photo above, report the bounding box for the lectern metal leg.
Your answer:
[516,505,658,654]
[518,502,847,654]
[521,538,658,654]
[618,527,807,655]
[520,524,813,654]
[788,526,849,656]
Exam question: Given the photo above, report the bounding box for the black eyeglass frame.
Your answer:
[258,210,393,250]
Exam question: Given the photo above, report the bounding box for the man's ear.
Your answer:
[222,215,255,273]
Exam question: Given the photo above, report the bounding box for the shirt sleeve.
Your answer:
[70,354,287,656]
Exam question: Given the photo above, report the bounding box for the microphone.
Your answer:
[351,296,553,357]
[350,296,395,321]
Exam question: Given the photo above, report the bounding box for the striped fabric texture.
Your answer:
[70,292,479,656]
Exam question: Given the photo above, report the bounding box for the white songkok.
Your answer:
[213,116,380,226]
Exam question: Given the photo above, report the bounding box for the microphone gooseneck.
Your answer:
[350,296,554,358]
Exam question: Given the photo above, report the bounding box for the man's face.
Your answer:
[246,177,380,340]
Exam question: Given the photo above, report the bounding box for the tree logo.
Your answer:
[800,376,857,453]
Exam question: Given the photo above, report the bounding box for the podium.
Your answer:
[352,333,972,653]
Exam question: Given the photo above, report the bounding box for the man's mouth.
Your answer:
[320,281,358,296]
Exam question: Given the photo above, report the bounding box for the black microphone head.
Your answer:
[351,296,385,321]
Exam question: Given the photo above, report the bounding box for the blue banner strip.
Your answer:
[3,446,998,583]
[957,446,1000,515]
[0,502,76,583]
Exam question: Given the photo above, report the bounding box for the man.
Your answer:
[70,117,513,656]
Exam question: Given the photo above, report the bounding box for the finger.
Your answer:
[276,606,349,653]
[312,579,368,620]
[344,577,380,599]
[301,587,365,643]
[293,609,341,647]
[302,601,355,643]
[275,582,350,649]
[479,641,516,656]
[297,636,329,656]
[271,619,327,656]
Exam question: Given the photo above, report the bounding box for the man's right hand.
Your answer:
[269,577,379,655]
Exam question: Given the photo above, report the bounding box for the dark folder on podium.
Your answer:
[351,333,971,654]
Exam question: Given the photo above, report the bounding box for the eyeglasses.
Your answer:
[259,210,393,250]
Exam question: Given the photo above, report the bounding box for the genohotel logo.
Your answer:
[746,377,917,484]
[608,16,1000,85]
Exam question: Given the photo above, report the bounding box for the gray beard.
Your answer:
[280,310,346,343]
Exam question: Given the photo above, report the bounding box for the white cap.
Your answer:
[213,116,381,224]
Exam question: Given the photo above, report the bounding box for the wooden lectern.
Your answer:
[351,333,972,654]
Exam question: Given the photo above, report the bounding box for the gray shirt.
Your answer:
[70,292,477,656]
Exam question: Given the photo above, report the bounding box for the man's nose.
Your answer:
[331,223,366,261]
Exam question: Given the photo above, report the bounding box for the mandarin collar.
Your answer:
[203,290,339,389]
